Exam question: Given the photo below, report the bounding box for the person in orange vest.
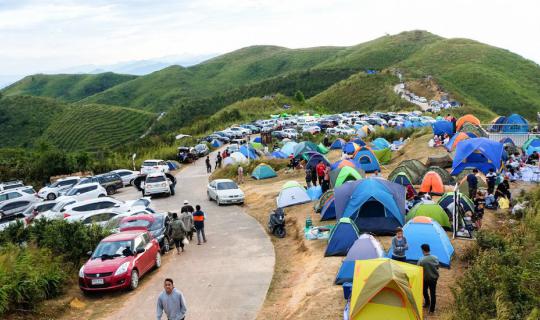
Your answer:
[193,205,207,245]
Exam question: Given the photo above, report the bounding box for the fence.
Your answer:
[480,124,539,147]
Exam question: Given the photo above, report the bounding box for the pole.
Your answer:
[132,153,137,171]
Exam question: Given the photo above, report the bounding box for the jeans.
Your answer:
[318,176,324,185]
[423,279,437,313]
[391,255,406,262]
[468,187,477,200]
[206,165,212,173]
[196,228,206,244]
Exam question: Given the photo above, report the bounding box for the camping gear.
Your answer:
[317,143,329,154]
[306,186,323,200]
[293,141,319,158]
[371,138,391,150]
[372,148,392,165]
[445,132,471,152]
[211,139,222,148]
[456,114,481,131]
[320,196,336,221]
[280,141,298,157]
[270,151,288,159]
[251,163,277,180]
[330,159,361,170]
[349,138,366,146]
[329,166,364,188]
[406,203,451,229]
[426,154,453,168]
[353,147,381,173]
[456,169,488,194]
[305,225,332,240]
[489,116,507,132]
[348,258,423,320]
[335,234,385,284]
[419,171,445,195]
[276,181,311,208]
[460,122,487,138]
[302,151,330,169]
[325,217,361,256]
[239,145,258,159]
[432,120,454,136]
[268,207,286,238]
[426,166,455,185]
[229,152,248,163]
[502,114,528,133]
[343,142,361,155]
[390,172,414,188]
[388,159,427,185]
[388,216,454,267]
[451,138,504,175]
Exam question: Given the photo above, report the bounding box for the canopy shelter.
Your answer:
[335,234,385,285]
[390,172,414,188]
[489,116,507,132]
[270,151,288,159]
[349,138,366,147]
[406,203,451,229]
[451,138,504,175]
[343,142,361,156]
[348,258,423,320]
[460,122,487,138]
[425,154,453,169]
[280,141,298,157]
[211,139,222,148]
[329,166,365,188]
[425,166,455,185]
[317,143,329,154]
[314,190,334,213]
[239,145,258,159]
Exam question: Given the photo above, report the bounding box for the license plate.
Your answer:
[91,278,104,285]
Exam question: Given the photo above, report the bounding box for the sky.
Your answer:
[0,0,539,77]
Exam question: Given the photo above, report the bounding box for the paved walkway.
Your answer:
[104,156,275,320]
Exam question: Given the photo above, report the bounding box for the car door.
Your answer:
[142,232,156,271]
[1,200,30,216]
[132,235,148,274]
[208,181,216,199]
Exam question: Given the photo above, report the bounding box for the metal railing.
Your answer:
[480,123,540,147]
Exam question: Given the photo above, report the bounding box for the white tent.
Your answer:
[223,157,235,167]
[229,152,248,163]
[276,181,311,208]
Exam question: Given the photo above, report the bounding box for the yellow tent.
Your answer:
[349,258,423,320]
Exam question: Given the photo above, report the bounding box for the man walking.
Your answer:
[157,278,187,320]
[205,156,212,173]
[170,213,187,254]
[193,205,207,245]
[237,165,244,184]
[180,209,194,242]
[417,244,440,315]
[215,152,222,169]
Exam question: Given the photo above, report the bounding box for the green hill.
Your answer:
[2,72,137,102]
[42,104,156,151]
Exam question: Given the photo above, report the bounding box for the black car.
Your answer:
[81,173,123,195]
[148,213,172,254]
[177,147,198,163]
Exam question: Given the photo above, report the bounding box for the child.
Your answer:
[464,211,475,235]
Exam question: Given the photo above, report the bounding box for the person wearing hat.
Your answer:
[181,200,195,241]
[181,200,194,214]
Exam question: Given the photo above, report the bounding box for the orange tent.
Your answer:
[419,171,445,195]
[456,114,481,131]
[446,132,470,152]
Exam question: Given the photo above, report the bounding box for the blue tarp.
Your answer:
[451,138,504,175]
[325,218,360,256]
[307,186,323,200]
[503,114,528,133]
[432,120,454,136]
[353,148,380,173]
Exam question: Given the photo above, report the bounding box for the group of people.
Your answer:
[169,200,208,254]
[304,160,331,192]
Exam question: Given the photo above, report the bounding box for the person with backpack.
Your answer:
[417,244,440,315]
[193,205,207,245]
[170,213,187,254]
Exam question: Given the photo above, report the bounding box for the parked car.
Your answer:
[0,195,40,217]
[78,230,161,292]
[207,179,245,205]
[141,172,175,197]
[271,130,287,140]
[193,144,210,158]
[111,170,139,187]
[327,125,356,136]
[57,182,107,202]
[119,213,172,254]
[0,187,39,205]
[282,128,299,139]
[0,180,25,192]
[207,133,230,143]
[241,124,260,133]
[104,208,155,233]
[177,147,198,163]
[301,125,321,135]
[38,176,80,200]
[140,159,170,175]
[35,198,78,220]
[227,143,240,153]
[62,197,149,220]
[70,174,123,196]
[22,200,58,224]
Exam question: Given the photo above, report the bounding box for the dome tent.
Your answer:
[432,120,454,136]
[419,171,445,195]
[406,203,451,229]
[330,159,362,171]
[276,181,311,208]
[502,114,528,133]
[314,190,334,213]
[353,147,381,173]
[251,163,277,180]
[330,138,347,149]
[320,195,336,221]
[451,138,504,175]
[325,217,361,256]
[335,234,385,285]
[456,114,481,131]
[329,166,364,188]
[438,192,475,214]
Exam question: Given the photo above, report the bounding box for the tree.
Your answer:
[294,90,305,103]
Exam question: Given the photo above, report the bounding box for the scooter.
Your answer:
[268,207,286,238]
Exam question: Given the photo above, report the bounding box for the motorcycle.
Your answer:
[268,208,286,238]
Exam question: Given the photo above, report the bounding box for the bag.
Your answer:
[182,238,189,245]
[498,197,510,209]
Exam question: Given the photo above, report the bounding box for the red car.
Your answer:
[79,230,161,292]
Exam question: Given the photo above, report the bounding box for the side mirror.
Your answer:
[136,248,145,254]
[87,251,92,256]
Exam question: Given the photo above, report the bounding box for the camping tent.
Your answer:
[456,169,488,194]
[239,145,258,159]
[445,132,471,152]
[419,171,445,195]
[460,122,487,138]
[353,147,381,173]
[325,217,361,256]
[426,154,453,169]
[438,192,475,214]
[252,136,262,143]
[426,166,455,185]
[348,258,423,320]
[388,216,454,267]
[229,152,248,163]
[373,148,392,165]
[270,151,288,159]
[294,141,319,158]
[330,159,361,171]
[406,203,451,229]
[489,116,507,132]
[350,138,366,147]
[251,163,277,180]
[276,181,311,208]
[502,114,528,133]
[388,160,427,185]
[307,186,323,200]
[302,151,330,169]
[390,172,414,187]
[451,138,504,175]
[317,143,329,154]
[166,160,181,171]
[280,141,298,157]
[330,138,346,149]
[523,137,540,156]
[343,142,361,155]
[320,195,336,221]
[211,139,222,148]
[371,138,390,150]
[432,120,454,136]
[335,234,384,285]
[456,114,481,131]
[315,190,334,213]
[337,179,406,234]
[330,166,365,188]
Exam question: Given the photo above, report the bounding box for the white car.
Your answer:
[21,200,58,224]
[111,169,140,186]
[207,179,245,206]
[0,194,40,217]
[56,182,107,202]
[301,125,321,135]
[283,128,299,139]
[38,176,80,200]
[142,172,174,197]
[140,159,170,175]
[328,125,356,136]
[0,187,39,204]
[231,126,251,135]
[35,198,78,220]
[63,197,151,220]
[0,180,25,192]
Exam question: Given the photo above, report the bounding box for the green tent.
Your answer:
[329,166,364,188]
[406,203,451,229]
[317,143,329,154]
[250,142,263,149]
[251,163,277,180]
[372,148,392,165]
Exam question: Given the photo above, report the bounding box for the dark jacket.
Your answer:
[193,210,205,229]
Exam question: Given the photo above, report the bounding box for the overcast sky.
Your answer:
[1,0,539,76]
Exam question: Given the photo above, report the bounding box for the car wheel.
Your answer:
[207,191,212,201]
[129,270,139,290]
[129,179,134,186]
[155,252,162,268]
[216,197,222,206]
[162,237,170,253]
[106,186,115,195]
[98,194,106,198]
[46,193,56,200]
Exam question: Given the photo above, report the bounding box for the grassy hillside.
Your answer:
[41,104,156,151]
[309,72,415,112]
[0,96,67,148]
[2,72,137,102]
[399,38,540,119]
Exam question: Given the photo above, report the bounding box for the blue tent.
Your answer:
[251,164,277,180]
[280,141,298,157]
[338,179,406,235]
[432,120,454,136]
[353,148,380,173]
[523,137,540,156]
[253,136,262,143]
[303,151,330,169]
[371,138,391,150]
[490,116,506,132]
[451,138,504,175]
[387,217,454,267]
[166,160,180,170]
[211,139,222,148]
[270,151,288,159]
[239,145,258,159]
[349,138,366,147]
[320,196,336,221]
[503,114,528,133]
[335,234,384,284]
[330,159,362,171]
[499,137,515,146]
[343,142,360,155]
[330,138,346,150]
[307,186,323,200]
[325,218,361,256]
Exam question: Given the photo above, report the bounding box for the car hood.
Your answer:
[216,189,244,197]
[84,255,132,273]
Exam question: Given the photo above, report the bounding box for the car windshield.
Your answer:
[217,182,238,190]
[104,215,124,230]
[4,183,23,190]
[92,240,133,259]
[142,161,158,167]
[149,216,164,231]
[51,201,68,212]
[120,219,151,230]
[146,176,165,183]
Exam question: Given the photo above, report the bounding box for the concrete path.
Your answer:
[102,156,275,320]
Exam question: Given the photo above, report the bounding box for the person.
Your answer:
[417,244,439,315]
[442,133,450,146]
[193,205,207,245]
[486,168,497,194]
[157,278,187,320]
[305,166,313,188]
[527,151,539,164]
[181,200,195,215]
[205,156,212,173]
[373,170,381,177]
[391,227,408,262]
[323,135,330,147]
[170,213,187,254]
[237,165,244,184]
[506,168,519,182]
[179,209,194,241]
[474,201,484,230]
[460,168,479,199]
[495,176,511,200]
[310,167,317,187]
[406,184,416,200]
[215,152,222,169]
[322,166,331,193]
[463,211,475,235]
[316,161,326,185]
